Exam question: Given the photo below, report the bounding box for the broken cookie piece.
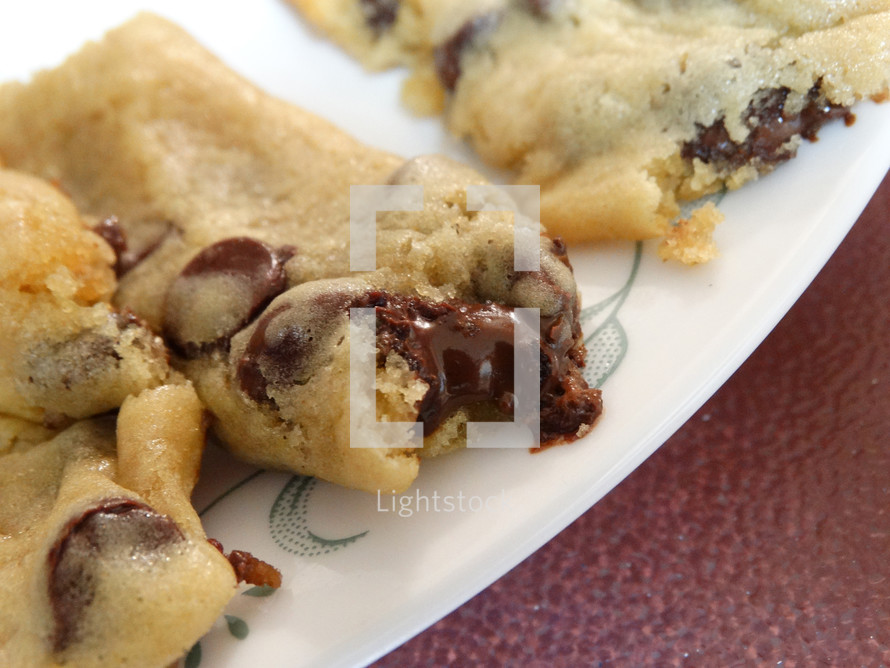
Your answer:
[0,14,602,493]
[0,383,274,668]
[288,0,890,251]
[0,166,279,667]
[0,168,169,425]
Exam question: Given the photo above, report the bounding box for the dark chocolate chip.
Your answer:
[522,0,560,19]
[434,12,503,91]
[358,293,516,434]
[178,237,294,282]
[164,237,295,356]
[432,1,560,91]
[354,291,601,441]
[237,306,315,405]
[25,309,164,412]
[47,499,184,653]
[92,217,128,275]
[681,83,853,171]
[27,319,134,394]
[549,236,572,269]
[124,219,177,274]
[360,0,399,34]
[238,286,601,444]
[236,306,289,406]
[91,216,174,276]
[237,292,353,405]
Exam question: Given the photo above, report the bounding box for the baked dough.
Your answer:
[0,168,169,427]
[289,0,890,253]
[0,14,602,494]
[0,384,237,668]
[0,167,280,666]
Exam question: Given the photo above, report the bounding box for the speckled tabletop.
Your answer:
[372,169,890,667]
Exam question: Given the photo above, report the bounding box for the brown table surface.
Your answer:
[372,169,890,667]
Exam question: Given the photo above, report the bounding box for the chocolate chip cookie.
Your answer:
[0,168,169,427]
[0,384,239,667]
[0,166,280,666]
[289,0,890,257]
[0,14,602,494]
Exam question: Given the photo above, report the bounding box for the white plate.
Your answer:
[3,3,890,667]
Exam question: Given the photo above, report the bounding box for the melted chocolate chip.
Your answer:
[434,12,503,91]
[91,216,173,276]
[237,292,354,405]
[523,0,560,19]
[360,0,399,34]
[92,217,128,274]
[27,310,151,394]
[179,237,294,282]
[682,84,854,171]
[164,237,295,356]
[47,499,184,653]
[365,292,600,441]
[548,235,573,269]
[236,305,304,405]
[237,286,600,443]
[537,310,602,444]
[360,293,519,434]
[433,1,560,91]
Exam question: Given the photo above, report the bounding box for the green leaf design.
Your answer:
[269,475,369,557]
[225,615,249,640]
[184,642,202,668]
[583,318,629,388]
[198,469,264,518]
[242,584,278,597]
[580,242,642,388]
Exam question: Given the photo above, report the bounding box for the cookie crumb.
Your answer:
[210,539,282,588]
[658,202,723,265]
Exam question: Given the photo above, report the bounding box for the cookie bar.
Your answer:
[289,0,890,254]
[0,384,238,667]
[0,168,169,426]
[0,14,602,494]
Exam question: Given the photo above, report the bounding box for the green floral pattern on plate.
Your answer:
[580,242,642,388]
[269,475,369,556]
